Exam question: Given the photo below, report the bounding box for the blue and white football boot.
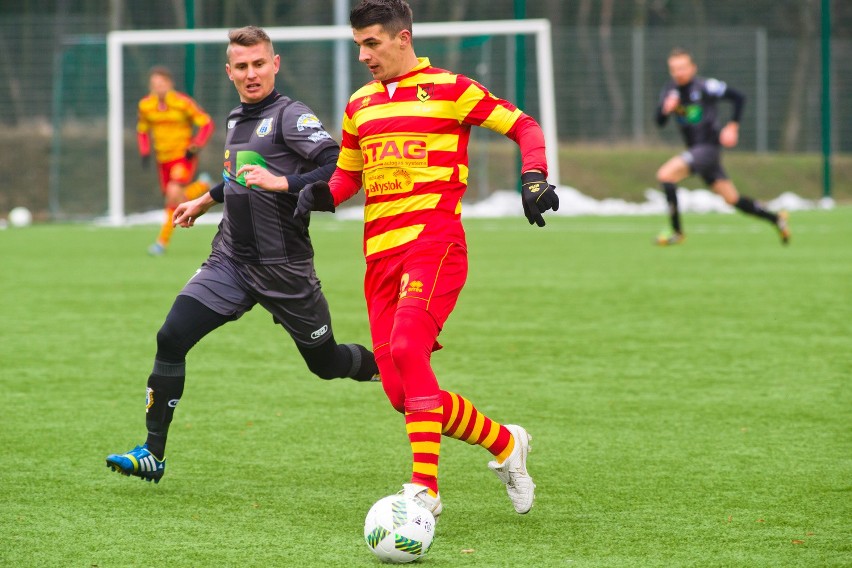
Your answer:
[105,444,165,483]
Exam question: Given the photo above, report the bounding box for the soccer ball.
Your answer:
[364,495,435,563]
[8,207,33,227]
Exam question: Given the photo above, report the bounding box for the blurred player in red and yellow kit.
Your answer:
[295,0,559,520]
[137,66,214,255]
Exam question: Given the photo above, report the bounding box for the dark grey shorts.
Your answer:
[179,249,333,347]
[680,144,728,185]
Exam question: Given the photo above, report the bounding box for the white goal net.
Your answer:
[105,20,558,225]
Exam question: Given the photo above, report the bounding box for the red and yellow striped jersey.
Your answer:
[137,90,213,163]
[330,57,547,261]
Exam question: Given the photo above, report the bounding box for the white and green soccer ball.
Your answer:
[364,494,435,563]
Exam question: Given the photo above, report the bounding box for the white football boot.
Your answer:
[401,483,443,522]
[488,424,535,513]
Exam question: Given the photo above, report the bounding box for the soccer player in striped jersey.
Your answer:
[137,66,214,255]
[654,48,790,245]
[294,0,559,519]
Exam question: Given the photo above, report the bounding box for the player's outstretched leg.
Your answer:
[106,444,165,483]
[440,391,536,513]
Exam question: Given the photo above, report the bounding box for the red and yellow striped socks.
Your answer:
[441,390,515,463]
[405,404,443,497]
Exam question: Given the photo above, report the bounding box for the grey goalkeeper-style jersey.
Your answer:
[213,90,338,264]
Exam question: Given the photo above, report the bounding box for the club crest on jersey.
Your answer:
[416,83,433,102]
[296,113,322,131]
[360,96,371,108]
[256,118,273,137]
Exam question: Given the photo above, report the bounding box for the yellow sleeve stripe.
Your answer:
[481,105,522,135]
[337,147,364,171]
[365,224,426,257]
[410,441,441,454]
[342,113,358,136]
[455,83,487,122]
[349,82,384,102]
[364,194,441,222]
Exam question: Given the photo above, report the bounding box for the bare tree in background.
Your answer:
[782,0,816,152]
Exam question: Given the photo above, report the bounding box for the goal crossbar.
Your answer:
[107,19,558,225]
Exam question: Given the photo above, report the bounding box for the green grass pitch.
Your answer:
[1,209,850,567]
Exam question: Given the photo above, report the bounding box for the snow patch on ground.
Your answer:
[103,186,828,226]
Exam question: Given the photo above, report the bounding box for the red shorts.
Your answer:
[365,241,468,354]
[157,157,197,192]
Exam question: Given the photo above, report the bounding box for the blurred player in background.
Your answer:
[137,66,214,255]
[106,26,378,484]
[654,48,790,246]
[294,0,559,519]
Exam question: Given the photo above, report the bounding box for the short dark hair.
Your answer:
[227,25,274,60]
[668,47,693,60]
[350,0,413,37]
[148,66,173,81]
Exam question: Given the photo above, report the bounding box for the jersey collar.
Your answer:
[240,89,281,114]
[382,57,431,85]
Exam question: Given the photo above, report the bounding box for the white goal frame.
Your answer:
[107,20,559,225]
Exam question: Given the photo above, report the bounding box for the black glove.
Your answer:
[141,155,150,169]
[184,147,197,160]
[294,181,335,221]
[521,171,559,227]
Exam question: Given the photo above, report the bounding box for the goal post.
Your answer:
[106,19,559,225]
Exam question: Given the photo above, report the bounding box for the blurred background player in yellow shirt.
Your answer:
[137,66,214,255]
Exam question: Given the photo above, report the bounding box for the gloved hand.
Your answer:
[520,171,559,227]
[184,146,198,160]
[141,154,151,169]
[294,181,336,221]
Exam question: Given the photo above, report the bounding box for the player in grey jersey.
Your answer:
[106,26,378,484]
[653,48,790,246]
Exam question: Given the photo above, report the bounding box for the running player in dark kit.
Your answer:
[105,26,378,483]
[654,48,790,246]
